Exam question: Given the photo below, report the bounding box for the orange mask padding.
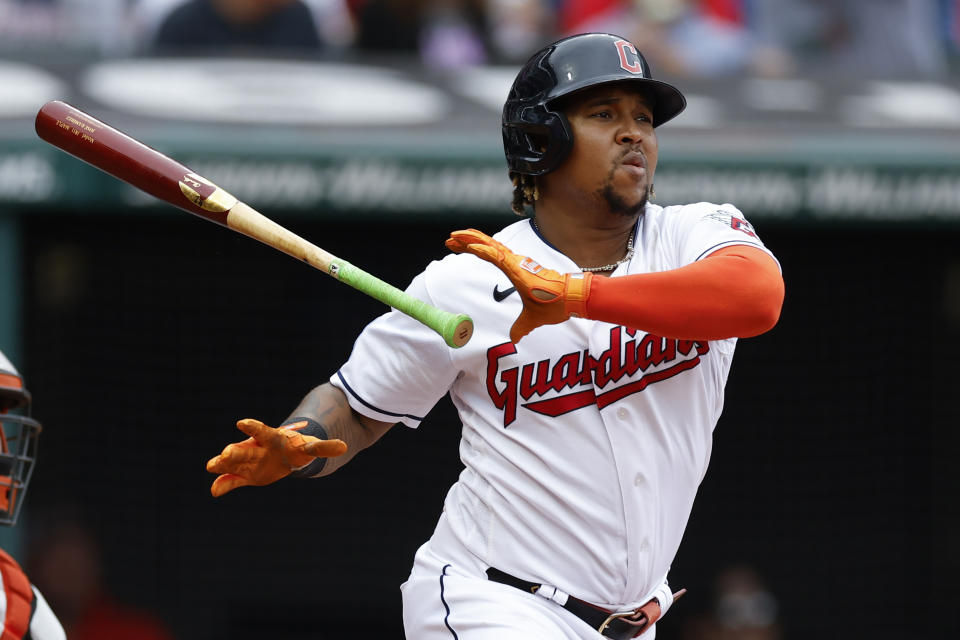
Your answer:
[0,477,12,512]
[0,426,10,513]
[586,245,784,340]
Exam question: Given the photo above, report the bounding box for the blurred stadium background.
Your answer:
[1,0,958,638]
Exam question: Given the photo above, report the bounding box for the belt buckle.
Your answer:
[598,608,643,635]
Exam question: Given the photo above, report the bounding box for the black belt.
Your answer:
[486,567,671,640]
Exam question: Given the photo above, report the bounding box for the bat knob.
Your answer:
[446,315,474,348]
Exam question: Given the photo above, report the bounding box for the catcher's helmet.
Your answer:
[0,350,41,526]
[503,33,687,175]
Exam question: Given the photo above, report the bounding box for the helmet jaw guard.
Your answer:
[502,108,574,177]
[0,354,41,527]
[502,33,687,176]
[502,46,575,176]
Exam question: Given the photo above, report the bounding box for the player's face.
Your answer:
[550,83,658,217]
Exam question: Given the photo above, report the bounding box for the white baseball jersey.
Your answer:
[331,202,776,615]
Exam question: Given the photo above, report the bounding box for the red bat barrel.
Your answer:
[34,101,235,225]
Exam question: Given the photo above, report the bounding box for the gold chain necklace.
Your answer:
[532,218,635,272]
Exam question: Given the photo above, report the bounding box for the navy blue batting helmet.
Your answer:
[503,33,687,176]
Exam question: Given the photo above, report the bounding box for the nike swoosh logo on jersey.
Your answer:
[493,285,517,302]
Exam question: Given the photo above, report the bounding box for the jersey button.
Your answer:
[616,407,628,420]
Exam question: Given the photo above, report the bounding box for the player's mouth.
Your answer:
[620,151,646,178]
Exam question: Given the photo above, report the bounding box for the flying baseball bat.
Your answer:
[34,101,473,348]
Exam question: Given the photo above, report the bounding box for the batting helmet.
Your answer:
[503,33,687,176]
[0,350,41,526]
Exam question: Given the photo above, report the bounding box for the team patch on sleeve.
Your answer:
[705,209,757,238]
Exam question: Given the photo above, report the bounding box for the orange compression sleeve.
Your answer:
[585,245,784,340]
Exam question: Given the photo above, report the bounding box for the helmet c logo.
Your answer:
[615,39,644,75]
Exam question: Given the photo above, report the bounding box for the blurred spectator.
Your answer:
[825,0,948,77]
[555,0,948,79]
[556,0,796,78]
[944,0,960,66]
[306,0,358,49]
[134,0,356,53]
[0,0,954,77]
[26,512,176,640]
[750,0,948,78]
[351,0,424,52]
[352,0,491,68]
[419,0,489,67]
[681,565,782,640]
[0,0,133,56]
[484,0,553,62]
[146,0,341,54]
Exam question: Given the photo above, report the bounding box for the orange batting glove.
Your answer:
[206,418,347,497]
[446,228,593,343]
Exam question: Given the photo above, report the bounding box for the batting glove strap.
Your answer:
[564,272,592,319]
[282,416,330,478]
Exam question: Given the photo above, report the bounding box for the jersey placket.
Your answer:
[588,319,657,605]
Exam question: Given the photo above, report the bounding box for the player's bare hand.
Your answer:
[206,418,347,497]
[446,228,593,343]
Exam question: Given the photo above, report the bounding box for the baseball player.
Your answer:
[0,349,66,640]
[207,32,784,639]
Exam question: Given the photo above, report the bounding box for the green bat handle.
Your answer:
[330,259,474,348]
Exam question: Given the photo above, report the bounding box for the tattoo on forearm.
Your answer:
[290,384,370,475]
